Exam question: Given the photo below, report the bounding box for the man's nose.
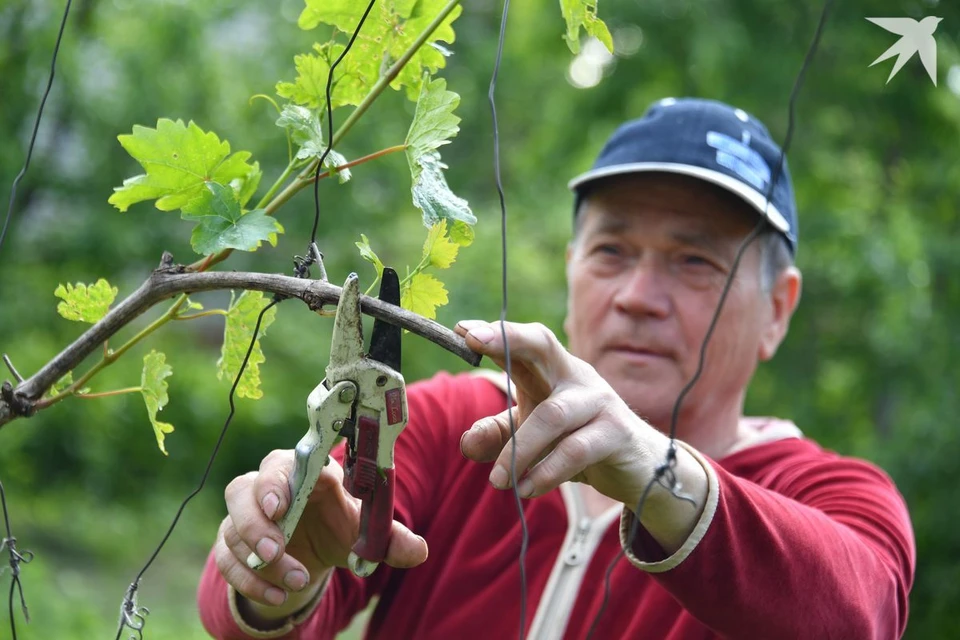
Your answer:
[612,260,671,318]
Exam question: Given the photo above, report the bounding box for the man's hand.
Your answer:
[214,449,428,627]
[456,320,708,554]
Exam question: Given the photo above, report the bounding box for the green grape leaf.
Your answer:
[411,151,475,227]
[108,118,260,213]
[275,105,352,183]
[141,350,174,456]
[181,182,284,256]
[421,220,459,269]
[46,372,74,398]
[54,279,118,323]
[449,220,474,247]
[559,0,613,54]
[234,162,263,207]
[218,290,278,400]
[405,76,461,177]
[355,234,385,280]
[404,77,473,227]
[44,371,89,398]
[276,43,377,111]
[400,272,448,320]
[298,0,462,100]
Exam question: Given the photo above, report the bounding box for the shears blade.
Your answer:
[328,273,364,373]
[367,267,401,373]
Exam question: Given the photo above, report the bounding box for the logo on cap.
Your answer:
[706,131,771,192]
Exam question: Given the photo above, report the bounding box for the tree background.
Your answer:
[1,0,957,637]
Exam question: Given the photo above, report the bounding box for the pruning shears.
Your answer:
[246,269,408,578]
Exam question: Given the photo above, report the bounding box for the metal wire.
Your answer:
[1,479,34,640]
[486,0,528,637]
[1,3,73,634]
[112,296,282,640]
[1,0,73,263]
[309,0,378,247]
[111,6,379,636]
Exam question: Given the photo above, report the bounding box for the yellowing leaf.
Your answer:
[421,220,459,269]
[141,350,174,456]
[181,182,283,256]
[400,272,448,320]
[559,0,613,54]
[355,233,384,280]
[449,220,474,247]
[108,118,260,213]
[298,0,461,101]
[54,279,118,323]
[218,291,277,400]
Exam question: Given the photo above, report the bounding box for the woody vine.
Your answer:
[0,0,612,458]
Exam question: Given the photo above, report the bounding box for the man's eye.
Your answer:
[594,244,621,255]
[681,254,711,266]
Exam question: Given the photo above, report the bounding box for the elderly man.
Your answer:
[197,97,916,639]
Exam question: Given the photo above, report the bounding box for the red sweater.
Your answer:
[197,371,915,639]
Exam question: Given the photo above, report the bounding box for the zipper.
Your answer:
[563,517,592,566]
[526,485,622,640]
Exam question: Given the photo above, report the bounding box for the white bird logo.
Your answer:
[867,16,942,86]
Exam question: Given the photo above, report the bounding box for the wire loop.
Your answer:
[117,583,149,640]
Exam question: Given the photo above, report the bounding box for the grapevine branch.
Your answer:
[0,253,482,427]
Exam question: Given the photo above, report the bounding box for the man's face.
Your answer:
[563,173,791,431]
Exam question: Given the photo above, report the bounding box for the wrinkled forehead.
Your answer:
[578,173,761,240]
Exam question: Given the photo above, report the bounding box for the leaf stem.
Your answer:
[400,251,432,287]
[255,160,297,211]
[249,94,292,162]
[173,309,229,321]
[289,145,407,188]
[363,278,380,297]
[36,295,189,409]
[77,387,142,399]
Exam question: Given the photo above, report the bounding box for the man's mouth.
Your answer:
[608,343,672,361]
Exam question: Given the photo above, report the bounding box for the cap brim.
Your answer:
[568,162,790,234]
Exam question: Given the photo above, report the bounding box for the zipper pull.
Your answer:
[563,517,593,566]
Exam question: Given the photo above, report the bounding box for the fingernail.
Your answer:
[517,478,534,498]
[284,570,308,591]
[457,320,483,332]
[262,492,280,519]
[468,325,496,344]
[256,538,279,563]
[265,587,287,606]
[489,466,507,489]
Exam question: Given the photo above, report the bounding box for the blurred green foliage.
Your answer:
[1,0,958,637]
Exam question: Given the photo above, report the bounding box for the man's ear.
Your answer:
[562,242,575,338]
[758,266,802,361]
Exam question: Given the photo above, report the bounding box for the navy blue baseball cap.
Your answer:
[568,97,798,254]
